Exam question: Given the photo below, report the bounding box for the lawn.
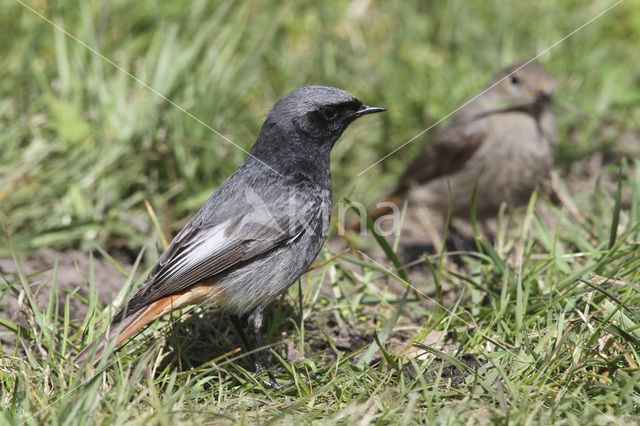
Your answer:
[1,0,640,424]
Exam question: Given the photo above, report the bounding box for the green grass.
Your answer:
[2,0,640,423]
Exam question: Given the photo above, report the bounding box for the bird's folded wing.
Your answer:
[114,205,313,323]
[396,116,488,193]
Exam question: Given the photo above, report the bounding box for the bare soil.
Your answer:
[0,248,132,349]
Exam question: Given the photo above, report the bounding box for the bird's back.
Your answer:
[408,107,556,218]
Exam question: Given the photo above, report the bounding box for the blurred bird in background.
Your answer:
[365,62,556,248]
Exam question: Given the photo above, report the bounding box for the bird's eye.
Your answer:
[321,107,338,121]
[510,75,520,85]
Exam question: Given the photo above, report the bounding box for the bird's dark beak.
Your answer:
[354,104,387,118]
[536,91,553,103]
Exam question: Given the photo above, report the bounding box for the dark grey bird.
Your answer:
[74,85,385,370]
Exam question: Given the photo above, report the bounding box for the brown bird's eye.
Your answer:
[510,75,520,85]
[321,107,338,121]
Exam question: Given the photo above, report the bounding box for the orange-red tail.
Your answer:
[73,283,221,367]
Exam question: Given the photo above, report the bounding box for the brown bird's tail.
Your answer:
[73,283,220,367]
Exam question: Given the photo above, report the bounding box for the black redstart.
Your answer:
[74,85,385,370]
[368,62,556,225]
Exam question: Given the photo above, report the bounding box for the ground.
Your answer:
[1,1,640,424]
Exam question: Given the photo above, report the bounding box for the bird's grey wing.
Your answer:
[395,116,489,194]
[114,203,312,322]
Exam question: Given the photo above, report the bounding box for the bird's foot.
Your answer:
[254,359,280,389]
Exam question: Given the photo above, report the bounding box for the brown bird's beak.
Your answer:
[354,104,387,117]
[536,91,553,103]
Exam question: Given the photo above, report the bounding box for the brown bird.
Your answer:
[368,62,557,228]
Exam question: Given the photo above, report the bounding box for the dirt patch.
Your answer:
[0,248,133,349]
[402,353,489,385]
[305,321,375,362]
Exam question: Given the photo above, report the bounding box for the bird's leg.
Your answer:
[298,279,304,328]
[230,315,254,362]
[248,306,279,388]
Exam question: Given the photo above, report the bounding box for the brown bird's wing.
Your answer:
[366,116,488,222]
[396,116,488,195]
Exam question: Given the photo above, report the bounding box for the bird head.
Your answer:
[488,62,555,115]
[263,85,386,146]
